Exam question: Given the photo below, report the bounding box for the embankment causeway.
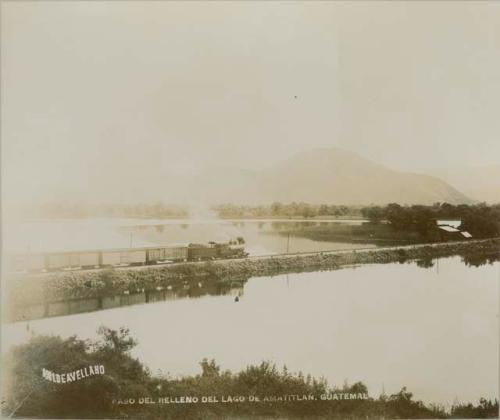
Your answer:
[6,239,500,308]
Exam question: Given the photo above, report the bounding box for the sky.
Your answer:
[2,1,500,207]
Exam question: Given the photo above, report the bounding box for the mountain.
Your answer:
[432,165,500,204]
[19,147,473,211]
[186,147,472,205]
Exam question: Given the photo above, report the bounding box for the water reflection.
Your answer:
[12,278,246,323]
[10,252,498,323]
[462,252,500,267]
[4,255,498,406]
[416,257,435,268]
[121,220,378,256]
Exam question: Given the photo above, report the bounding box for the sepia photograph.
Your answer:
[1,1,499,418]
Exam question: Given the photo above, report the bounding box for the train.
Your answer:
[9,241,248,273]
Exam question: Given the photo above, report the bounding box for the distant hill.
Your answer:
[16,147,475,215]
[432,165,500,204]
[187,147,472,205]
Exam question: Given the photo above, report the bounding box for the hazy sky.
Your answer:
[2,1,500,206]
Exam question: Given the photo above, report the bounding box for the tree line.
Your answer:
[15,201,500,240]
[214,203,363,218]
[361,203,500,239]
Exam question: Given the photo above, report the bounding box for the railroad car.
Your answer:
[146,246,188,263]
[126,249,147,265]
[101,250,122,266]
[46,253,73,271]
[46,251,101,270]
[101,249,147,266]
[10,240,247,272]
[78,251,101,268]
[165,246,189,261]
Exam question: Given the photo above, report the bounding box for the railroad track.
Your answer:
[9,238,499,277]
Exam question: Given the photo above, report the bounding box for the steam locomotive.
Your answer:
[10,240,248,273]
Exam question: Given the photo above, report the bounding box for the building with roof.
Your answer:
[436,220,472,241]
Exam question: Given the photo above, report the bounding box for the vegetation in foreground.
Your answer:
[2,328,498,419]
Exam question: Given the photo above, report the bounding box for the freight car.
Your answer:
[46,251,101,271]
[146,246,188,264]
[101,249,147,267]
[9,241,247,273]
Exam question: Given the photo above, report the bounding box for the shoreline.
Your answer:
[4,239,499,318]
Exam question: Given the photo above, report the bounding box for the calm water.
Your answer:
[3,256,498,406]
[122,219,374,256]
[4,218,373,256]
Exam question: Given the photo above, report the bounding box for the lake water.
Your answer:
[4,218,373,256]
[3,255,498,406]
[121,219,374,255]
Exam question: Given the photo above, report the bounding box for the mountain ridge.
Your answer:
[187,147,473,205]
[431,164,500,204]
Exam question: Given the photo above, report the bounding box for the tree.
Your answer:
[361,206,385,224]
[270,202,284,216]
[2,328,149,419]
[318,204,329,216]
